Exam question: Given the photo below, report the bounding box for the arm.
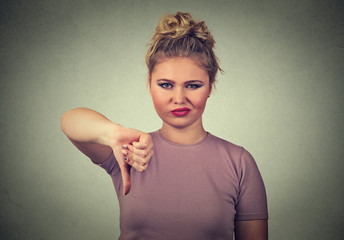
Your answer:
[60,107,116,163]
[235,220,268,240]
[234,149,268,239]
[60,107,153,194]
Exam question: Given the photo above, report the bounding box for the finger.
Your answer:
[124,144,150,159]
[142,150,153,165]
[132,161,147,172]
[122,144,130,150]
[128,141,152,157]
[132,141,147,149]
[133,148,150,158]
[122,143,153,171]
[124,142,152,154]
[123,149,148,172]
[139,133,153,149]
[132,149,153,166]
[122,151,133,166]
[123,144,134,153]
[123,149,146,167]
[118,162,131,195]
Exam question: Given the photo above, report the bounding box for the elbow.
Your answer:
[60,111,69,134]
[60,108,77,134]
[60,107,89,135]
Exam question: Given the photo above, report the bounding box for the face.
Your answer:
[150,57,211,130]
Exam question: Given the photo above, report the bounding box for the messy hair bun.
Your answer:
[146,12,222,86]
[152,12,215,47]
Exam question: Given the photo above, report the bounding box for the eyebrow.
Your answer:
[156,79,205,84]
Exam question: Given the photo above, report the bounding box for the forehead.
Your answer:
[151,57,209,82]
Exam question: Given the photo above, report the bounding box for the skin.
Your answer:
[61,56,267,239]
[60,108,153,195]
[150,57,211,144]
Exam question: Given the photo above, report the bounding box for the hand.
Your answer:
[109,128,153,195]
[121,135,154,173]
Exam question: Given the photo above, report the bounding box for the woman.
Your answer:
[61,12,268,240]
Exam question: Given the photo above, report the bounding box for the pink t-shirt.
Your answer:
[98,131,268,239]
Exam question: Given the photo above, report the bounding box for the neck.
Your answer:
[160,119,207,145]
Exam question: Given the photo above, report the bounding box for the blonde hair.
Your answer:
[146,12,222,86]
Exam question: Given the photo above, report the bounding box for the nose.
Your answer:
[173,87,186,104]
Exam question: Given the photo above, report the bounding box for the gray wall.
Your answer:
[1,0,343,239]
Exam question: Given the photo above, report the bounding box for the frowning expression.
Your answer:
[150,57,211,130]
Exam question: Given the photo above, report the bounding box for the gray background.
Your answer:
[1,0,343,239]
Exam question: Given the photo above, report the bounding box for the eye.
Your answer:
[186,84,203,89]
[158,83,173,89]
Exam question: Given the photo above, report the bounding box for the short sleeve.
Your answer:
[235,149,268,221]
[93,152,120,176]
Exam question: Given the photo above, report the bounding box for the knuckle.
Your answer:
[133,164,140,171]
[140,160,147,166]
[141,151,147,157]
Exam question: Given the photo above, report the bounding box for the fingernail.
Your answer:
[121,149,128,155]
[123,145,129,149]
[123,156,128,161]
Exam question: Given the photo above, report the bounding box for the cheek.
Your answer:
[151,89,169,112]
[192,93,209,110]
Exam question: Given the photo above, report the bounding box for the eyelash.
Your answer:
[158,83,173,89]
[186,84,202,89]
[158,83,203,89]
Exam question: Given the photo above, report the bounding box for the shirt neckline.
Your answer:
[154,130,211,148]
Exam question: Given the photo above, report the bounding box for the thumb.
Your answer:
[118,162,131,195]
[137,132,152,148]
[113,145,132,195]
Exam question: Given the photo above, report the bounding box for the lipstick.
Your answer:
[171,107,191,117]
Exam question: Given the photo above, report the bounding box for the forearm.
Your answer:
[60,107,120,146]
[60,107,153,179]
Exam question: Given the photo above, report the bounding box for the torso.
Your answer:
[114,131,244,240]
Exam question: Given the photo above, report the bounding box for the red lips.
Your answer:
[171,107,191,117]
